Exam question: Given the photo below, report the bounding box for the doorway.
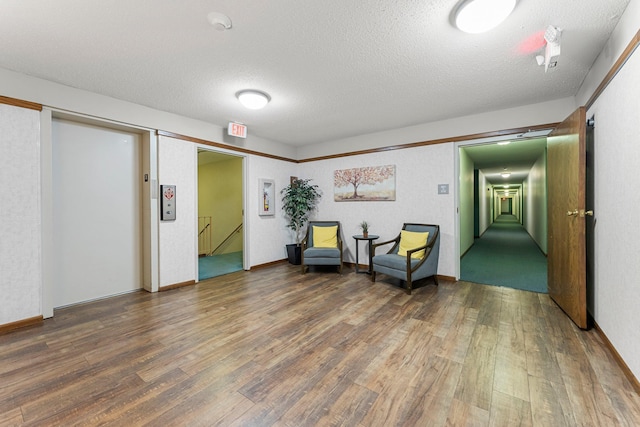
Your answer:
[197,149,244,280]
[458,135,549,292]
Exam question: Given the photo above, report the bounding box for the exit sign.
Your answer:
[228,122,247,138]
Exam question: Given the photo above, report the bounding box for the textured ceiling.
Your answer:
[0,0,630,146]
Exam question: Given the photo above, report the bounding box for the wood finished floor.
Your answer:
[2,264,639,426]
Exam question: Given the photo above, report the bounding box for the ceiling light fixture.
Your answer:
[501,172,511,178]
[497,141,511,145]
[236,90,271,110]
[453,0,517,34]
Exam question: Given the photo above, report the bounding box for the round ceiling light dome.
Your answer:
[236,90,271,110]
[454,0,517,34]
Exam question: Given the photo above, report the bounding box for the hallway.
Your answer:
[461,215,547,293]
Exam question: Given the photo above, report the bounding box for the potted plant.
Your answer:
[281,178,321,264]
[359,220,369,238]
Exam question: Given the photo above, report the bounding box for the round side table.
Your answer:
[352,234,379,274]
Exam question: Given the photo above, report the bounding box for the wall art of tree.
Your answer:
[333,165,395,201]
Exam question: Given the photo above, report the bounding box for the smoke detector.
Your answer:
[208,12,232,31]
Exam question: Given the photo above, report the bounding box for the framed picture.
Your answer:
[334,165,396,201]
[259,178,275,216]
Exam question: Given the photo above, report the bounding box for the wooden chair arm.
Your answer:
[371,234,400,256]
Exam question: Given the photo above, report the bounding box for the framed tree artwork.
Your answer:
[333,165,396,201]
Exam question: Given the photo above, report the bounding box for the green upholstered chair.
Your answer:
[301,221,343,274]
[371,223,440,294]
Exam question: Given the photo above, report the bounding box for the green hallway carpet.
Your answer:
[198,251,243,281]
[461,215,547,293]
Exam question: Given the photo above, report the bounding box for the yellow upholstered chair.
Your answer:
[371,223,440,294]
[301,221,343,274]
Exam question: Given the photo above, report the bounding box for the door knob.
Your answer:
[581,209,594,217]
[567,210,579,216]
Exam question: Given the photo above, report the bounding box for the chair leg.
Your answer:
[371,271,376,282]
[405,280,413,295]
[433,275,439,286]
[301,264,306,274]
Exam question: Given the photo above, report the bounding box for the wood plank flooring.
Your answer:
[1,264,639,426]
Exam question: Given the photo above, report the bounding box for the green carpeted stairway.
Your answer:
[461,215,547,293]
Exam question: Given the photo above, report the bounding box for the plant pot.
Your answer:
[363,232,368,238]
[286,244,302,265]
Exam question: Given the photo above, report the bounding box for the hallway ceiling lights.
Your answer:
[501,172,511,178]
[453,0,517,34]
[236,90,271,110]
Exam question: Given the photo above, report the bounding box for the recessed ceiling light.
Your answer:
[501,172,511,178]
[236,90,271,110]
[497,141,511,145]
[454,0,517,34]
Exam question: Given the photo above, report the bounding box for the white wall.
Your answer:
[587,45,640,382]
[458,149,474,255]
[158,136,197,287]
[477,170,491,235]
[524,151,547,254]
[0,104,41,325]
[576,0,640,382]
[301,143,456,277]
[247,155,299,266]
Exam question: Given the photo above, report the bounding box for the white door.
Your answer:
[52,119,142,307]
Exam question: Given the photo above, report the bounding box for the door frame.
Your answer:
[454,131,553,279]
[41,109,158,318]
[194,145,248,281]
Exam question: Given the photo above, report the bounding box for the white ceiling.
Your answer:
[462,137,547,187]
[0,0,630,147]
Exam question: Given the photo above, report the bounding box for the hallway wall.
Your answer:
[588,42,640,384]
[158,136,197,288]
[459,148,474,255]
[0,103,41,325]
[523,150,547,254]
[477,170,492,236]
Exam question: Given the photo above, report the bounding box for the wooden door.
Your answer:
[547,107,588,329]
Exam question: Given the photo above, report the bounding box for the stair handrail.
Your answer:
[212,223,243,255]
[198,222,210,237]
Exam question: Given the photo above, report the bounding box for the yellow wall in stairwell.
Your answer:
[198,156,243,254]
